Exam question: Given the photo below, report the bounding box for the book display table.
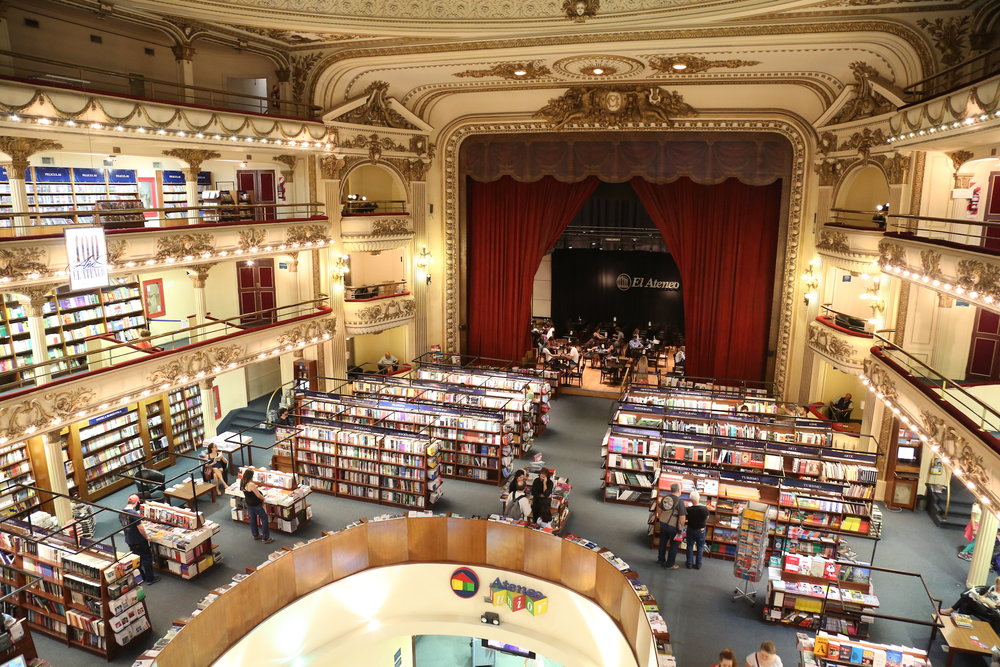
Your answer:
[797,630,930,667]
[226,467,312,534]
[139,501,221,580]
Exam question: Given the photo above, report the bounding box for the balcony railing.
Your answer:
[903,46,1000,104]
[818,305,873,336]
[871,333,1000,438]
[0,298,330,396]
[0,49,321,120]
[341,200,408,216]
[0,201,325,237]
[344,281,408,301]
[828,206,1000,252]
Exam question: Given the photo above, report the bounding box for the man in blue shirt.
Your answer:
[119,495,159,584]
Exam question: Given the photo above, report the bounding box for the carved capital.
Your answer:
[0,137,63,176]
[273,154,298,175]
[162,149,221,179]
[13,286,53,317]
[947,150,974,172]
[319,155,347,180]
[171,44,196,61]
[954,174,973,189]
[187,263,216,289]
[386,157,429,182]
[814,160,844,187]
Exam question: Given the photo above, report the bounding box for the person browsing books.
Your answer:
[531,469,554,525]
[685,490,710,569]
[504,471,531,520]
[241,469,273,544]
[655,483,686,569]
[712,649,737,667]
[745,641,782,667]
[119,495,159,584]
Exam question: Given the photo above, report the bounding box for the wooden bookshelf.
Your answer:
[293,420,443,509]
[139,501,220,579]
[298,390,511,485]
[138,397,172,468]
[165,385,205,455]
[0,296,33,374]
[601,427,660,506]
[157,170,188,220]
[225,466,312,533]
[0,522,151,660]
[24,168,141,226]
[0,440,37,518]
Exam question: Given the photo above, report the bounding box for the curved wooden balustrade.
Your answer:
[154,517,658,666]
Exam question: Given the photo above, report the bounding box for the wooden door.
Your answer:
[236,169,277,220]
[965,171,1000,381]
[237,258,276,326]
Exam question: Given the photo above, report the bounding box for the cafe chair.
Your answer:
[600,362,615,384]
[135,468,166,502]
[565,361,584,387]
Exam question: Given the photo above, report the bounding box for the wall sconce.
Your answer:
[416,245,433,285]
[859,275,885,328]
[332,254,350,283]
[801,260,820,306]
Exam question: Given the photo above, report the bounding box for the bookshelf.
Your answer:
[225,467,312,533]
[0,296,33,373]
[272,426,296,472]
[500,456,572,533]
[26,167,73,225]
[139,397,171,467]
[0,522,151,659]
[166,385,205,455]
[602,427,660,506]
[351,374,536,456]
[0,440,37,518]
[294,419,443,508]
[0,166,11,222]
[158,170,188,220]
[23,168,141,226]
[298,390,511,485]
[138,501,221,579]
[76,406,145,498]
[413,366,552,436]
[766,554,878,639]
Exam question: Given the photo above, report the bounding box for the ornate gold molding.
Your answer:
[808,322,862,367]
[829,61,896,125]
[290,52,323,102]
[273,154,298,182]
[648,55,760,74]
[535,85,696,129]
[917,16,969,67]
[840,128,886,162]
[276,318,337,346]
[155,233,216,260]
[285,224,330,245]
[319,155,347,180]
[0,137,63,178]
[0,388,96,441]
[162,149,222,180]
[862,357,898,402]
[0,246,49,281]
[12,285,53,318]
[919,249,942,279]
[170,44,196,61]
[816,230,851,254]
[147,345,245,385]
[814,160,845,187]
[563,0,598,22]
[333,81,420,130]
[239,228,268,251]
[186,264,215,289]
[956,260,1000,301]
[352,297,415,324]
[878,240,907,267]
[455,62,551,80]
[340,133,409,162]
[368,218,412,236]
[873,153,909,184]
[385,157,429,182]
[947,150,974,172]
[920,410,989,493]
[441,117,808,396]
[107,240,128,265]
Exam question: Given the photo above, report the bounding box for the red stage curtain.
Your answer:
[467,176,599,360]
[631,177,782,382]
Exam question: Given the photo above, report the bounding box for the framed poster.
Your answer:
[64,226,109,291]
[212,384,222,419]
[142,278,165,318]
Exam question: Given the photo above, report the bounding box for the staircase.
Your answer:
[926,480,975,530]
[216,393,275,440]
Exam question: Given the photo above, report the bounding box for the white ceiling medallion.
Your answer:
[552,55,645,80]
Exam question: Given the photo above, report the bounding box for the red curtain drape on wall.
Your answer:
[630,177,782,382]
[467,176,599,360]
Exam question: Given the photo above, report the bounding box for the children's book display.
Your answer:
[797,631,930,667]
[138,501,221,580]
[225,467,312,533]
[732,500,775,604]
[766,554,878,638]
[499,455,572,533]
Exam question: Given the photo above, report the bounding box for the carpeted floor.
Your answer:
[33,394,983,666]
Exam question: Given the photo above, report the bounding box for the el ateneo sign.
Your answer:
[616,273,680,292]
[65,226,110,291]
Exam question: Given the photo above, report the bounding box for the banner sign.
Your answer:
[161,170,185,185]
[490,577,548,616]
[108,169,137,184]
[72,168,106,184]
[65,226,110,291]
[33,167,71,183]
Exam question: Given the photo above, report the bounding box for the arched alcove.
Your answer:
[343,163,408,202]
[835,164,890,212]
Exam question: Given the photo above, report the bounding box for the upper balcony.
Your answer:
[0,49,320,120]
[0,299,335,444]
[807,306,873,375]
[0,203,330,293]
[816,209,883,273]
[343,284,414,335]
[340,201,413,252]
[861,337,1000,513]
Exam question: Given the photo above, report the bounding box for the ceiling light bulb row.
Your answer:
[5,114,334,149]
[887,111,1000,143]
[880,262,996,307]
[859,373,992,507]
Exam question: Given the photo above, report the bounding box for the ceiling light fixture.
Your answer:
[591,67,604,75]
[513,69,527,76]
[672,63,688,70]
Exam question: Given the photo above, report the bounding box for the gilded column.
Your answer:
[187,264,214,343]
[967,509,999,588]
[0,137,63,235]
[15,287,52,385]
[40,434,71,524]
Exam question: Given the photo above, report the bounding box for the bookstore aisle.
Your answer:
[30,395,980,667]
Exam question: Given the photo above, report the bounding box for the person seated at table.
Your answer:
[539,342,556,364]
[673,345,686,371]
[627,335,644,359]
[941,577,1000,633]
[203,442,228,493]
[377,351,399,374]
[829,393,853,421]
[566,344,580,367]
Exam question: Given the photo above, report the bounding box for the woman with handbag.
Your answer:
[203,443,228,493]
